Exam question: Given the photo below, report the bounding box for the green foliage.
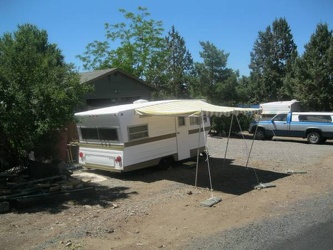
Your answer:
[292,23,333,111]
[249,18,298,102]
[211,114,253,136]
[192,41,240,105]
[154,26,194,99]
[0,24,90,164]
[77,6,166,82]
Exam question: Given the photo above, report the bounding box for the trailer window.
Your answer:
[98,128,118,140]
[190,117,200,125]
[80,127,118,141]
[81,128,98,140]
[298,115,332,123]
[178,117,186,126]
[128,125,148,140]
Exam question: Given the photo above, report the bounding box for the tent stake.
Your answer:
[286,170,307,175]
[201,196,222,207]
[254,182,276,190]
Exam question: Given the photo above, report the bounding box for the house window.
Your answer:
[81,127,118,141]
[178,117,186,126]
[128,124,149,140]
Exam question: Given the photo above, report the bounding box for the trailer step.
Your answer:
[182,161,196,168]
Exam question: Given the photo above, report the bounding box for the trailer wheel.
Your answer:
[157,156,175,170]
[307,131,321,144]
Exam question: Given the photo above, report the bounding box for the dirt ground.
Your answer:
[1,136,333,250]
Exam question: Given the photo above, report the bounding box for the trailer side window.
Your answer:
[190,117,200,125]
[80,127,118,141]
[128,125,148,140]
[178,117,186,126]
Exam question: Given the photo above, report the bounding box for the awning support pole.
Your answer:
[223,114,234,168]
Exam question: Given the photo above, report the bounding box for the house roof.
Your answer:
[79,68,156,90]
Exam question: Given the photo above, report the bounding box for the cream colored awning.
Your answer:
[135,100,261,117]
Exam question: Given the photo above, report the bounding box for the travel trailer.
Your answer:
[74,100,210,172]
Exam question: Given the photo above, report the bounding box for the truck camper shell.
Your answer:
[260,100,301,120]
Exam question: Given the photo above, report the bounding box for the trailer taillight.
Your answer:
[79,152,84,158]
[115,156,122,163]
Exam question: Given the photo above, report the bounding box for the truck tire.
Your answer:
[307,131,321,144]
[255,128,266,140]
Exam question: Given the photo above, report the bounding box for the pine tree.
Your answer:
[249,18,298,102]
[193,41,237,105]
[293,23,333,111]
[155,26,194,98]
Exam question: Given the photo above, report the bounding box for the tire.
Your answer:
[307,131,321,144]
[157,156,175,170]
[255,128,266,140]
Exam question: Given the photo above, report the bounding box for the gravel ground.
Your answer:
[182,136,333,250]
[1,135,333,250]
[184,191,333,250]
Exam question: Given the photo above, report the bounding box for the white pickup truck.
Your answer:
[248,112,333,144]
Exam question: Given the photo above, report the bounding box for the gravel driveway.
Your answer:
[184,136,333,250]
[1,136,332,250]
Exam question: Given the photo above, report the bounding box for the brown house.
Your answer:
[65,68,156,160]
[79,68,155,110]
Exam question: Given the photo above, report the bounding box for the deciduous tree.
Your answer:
[77,7,166,83]
[0,24,89,166]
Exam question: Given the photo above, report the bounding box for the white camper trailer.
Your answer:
[74,100,210,172]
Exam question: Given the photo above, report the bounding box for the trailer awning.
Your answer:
[135,100,261,117]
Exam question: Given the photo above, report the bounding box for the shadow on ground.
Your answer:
[94,156,290,196]
[11,182,137,214]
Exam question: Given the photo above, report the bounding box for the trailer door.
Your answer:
[175,117,190,160]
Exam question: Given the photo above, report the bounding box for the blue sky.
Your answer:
[1,0,333,76]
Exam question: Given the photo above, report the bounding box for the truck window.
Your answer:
[81,127,118,141]
[128,124,149,140]
[273,114,287,122]
[298,115,332,123]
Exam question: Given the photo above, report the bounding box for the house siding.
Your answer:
[80,69,154,110]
